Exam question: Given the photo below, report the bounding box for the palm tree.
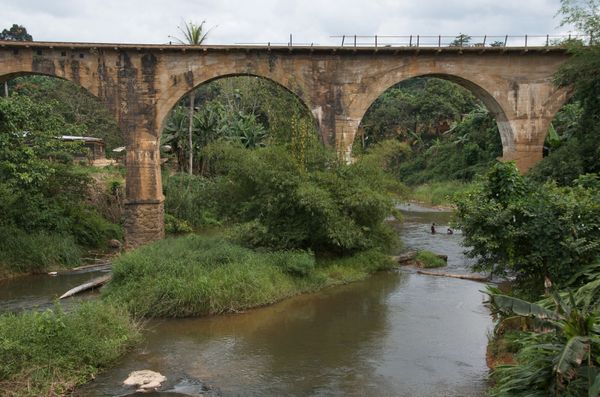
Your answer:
[170,21,212,174]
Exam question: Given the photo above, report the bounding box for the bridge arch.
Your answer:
[157,72,318,138]
[350,72,515,159]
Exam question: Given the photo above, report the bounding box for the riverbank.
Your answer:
[0,301,140,397]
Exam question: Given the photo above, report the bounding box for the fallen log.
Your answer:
[59,274,112,299]
[70,262,111,272]
[416,270,489,282]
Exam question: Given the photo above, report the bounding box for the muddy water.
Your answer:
[0,205,491,396]
[76,204,491,397]
[0,267,109,313]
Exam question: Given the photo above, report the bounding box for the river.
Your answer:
[0,204,492,397]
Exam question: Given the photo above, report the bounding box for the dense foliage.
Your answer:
[104,234,394,318]
[162,76,317,173]
[455,162,600,294]
[486,266,600,396]
[165,141,400,254]
[0,302,140,397]
[9,76,124,154]
[0,95,122,274]
[357,77,503,187]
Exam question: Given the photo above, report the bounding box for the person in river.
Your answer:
[447,227,454,235]
[431,223,436,234]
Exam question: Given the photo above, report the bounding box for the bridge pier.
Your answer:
[123,138,165,249]
[500,144,545,173]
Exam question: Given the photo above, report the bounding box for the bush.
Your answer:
[104,234,394,318]
[200,142,399,254]
[416,250,446,268]
[0,302,140,397]
[163,173,221,228]
[409,181,471,206]
[67,205,122,247]
[164,213,193,234]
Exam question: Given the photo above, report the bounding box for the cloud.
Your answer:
[1,0,569,45]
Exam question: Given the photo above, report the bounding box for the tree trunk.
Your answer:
[188,92,194,174]
[3,81,8,97]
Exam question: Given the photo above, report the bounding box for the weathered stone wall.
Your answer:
[0,41,572,247]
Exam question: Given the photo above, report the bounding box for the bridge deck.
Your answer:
[0,40,569,54]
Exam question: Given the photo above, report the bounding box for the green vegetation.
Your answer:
[0,302,140,397]
[485,266,600,396]
[104,234,395,318]
[357,77,503,191]
[162,141,401,254]
[162,75,317,173]
[456,4,600,394]
[455,162,600,295]
[408,181,471,207]
[415,251,446,269]
[0,94,123,276]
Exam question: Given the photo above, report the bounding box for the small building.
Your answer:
[61,135,114,166]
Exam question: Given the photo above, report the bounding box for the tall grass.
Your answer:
[0,302,140,397]
[0,226,82,276]
[104,234,395,318]
[408,180,472,206]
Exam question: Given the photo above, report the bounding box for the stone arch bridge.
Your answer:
[0,40,570,248]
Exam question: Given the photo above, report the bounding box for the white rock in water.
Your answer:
[123,370,166,392]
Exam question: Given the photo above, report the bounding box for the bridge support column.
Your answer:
[124,138,164,249]
[500,143,544,174]
[334,116,361,163]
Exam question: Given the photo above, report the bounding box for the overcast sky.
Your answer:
[2,0,574,45]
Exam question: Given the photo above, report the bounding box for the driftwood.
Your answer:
[416,270,489,282]
[70,262,111,272]
[59,274,112,299]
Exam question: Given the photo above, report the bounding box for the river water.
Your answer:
[0,205,492,397]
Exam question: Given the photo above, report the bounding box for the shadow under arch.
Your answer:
[356,72,514,155]
[158,72,319,140]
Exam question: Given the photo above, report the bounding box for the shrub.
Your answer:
[163,173,221,228]
[67,205,122,247]
[164,213,194,234]
[0,302,140,397]
[200,142,399,254]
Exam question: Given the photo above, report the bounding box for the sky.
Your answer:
[1,0,574,46]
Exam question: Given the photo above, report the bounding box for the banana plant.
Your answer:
[486,285,600,396]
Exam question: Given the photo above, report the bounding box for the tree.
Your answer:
[1,24,32,97]
[531,0,600,184]
[170,21,212,174]
[0,24,32,41]
[558,0,600,41]
[450,33,471,47]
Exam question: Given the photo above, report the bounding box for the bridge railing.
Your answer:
[330,34,593,48]
[236,34,592,48]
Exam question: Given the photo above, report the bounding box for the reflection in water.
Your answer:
[1,205,491,397]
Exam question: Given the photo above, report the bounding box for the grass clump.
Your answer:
[104,234,395,318]
[0,302,140,397]
[415,250,446,268]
